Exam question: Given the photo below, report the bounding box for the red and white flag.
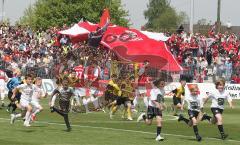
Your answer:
[59,22,183,71]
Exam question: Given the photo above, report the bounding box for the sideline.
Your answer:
[0,117,239,143]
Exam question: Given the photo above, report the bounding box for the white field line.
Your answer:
[0,117,239,143]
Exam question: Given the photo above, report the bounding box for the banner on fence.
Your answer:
[3,79,240,99]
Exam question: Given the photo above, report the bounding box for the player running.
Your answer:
[0,69,8,107]
[50,77,75,132]
[30,77,48,121]
[137,79,166,141]
[172,78,186,116]
[134,61,150,110]
[108,74,121,119]
[83,61,102,112]
[6,70,22,113]
[177,84,203,141]
[121,75,135,121]
[10,74,34,127]
[68,70,82,112]
[202,78,233,140]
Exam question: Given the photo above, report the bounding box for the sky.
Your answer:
[0,0,239,29]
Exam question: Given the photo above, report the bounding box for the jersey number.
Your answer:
[157,94,164,103]
[190,102,198,109]
[217,98,225,106]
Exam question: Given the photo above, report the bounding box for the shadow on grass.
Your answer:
[30,125,48,128]
[183,138,199,142]
[18,129,36,133]
[142,137,156,140]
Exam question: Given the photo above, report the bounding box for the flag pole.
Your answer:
[189,0,194,33]
[217,0,221,32]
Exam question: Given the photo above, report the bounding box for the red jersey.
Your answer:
[74,65,84,79]
[84,65,101,88]
[74,65,85,87]
[138,66,149,87]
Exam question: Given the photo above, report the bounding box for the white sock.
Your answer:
[133,96,138,107]
[33,108,41,116]
[0,93,5,104]
[15,113,22,118]
[83,98,91,112]
[24,111,31,125]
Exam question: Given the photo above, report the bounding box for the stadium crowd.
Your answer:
[0,23,240,83]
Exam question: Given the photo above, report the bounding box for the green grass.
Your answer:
[0,98,239,145]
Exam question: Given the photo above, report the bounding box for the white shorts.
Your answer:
[82,97,91,105]
[138,86,147,94]
[90,87,99,96]
[82,96,98,105]
[20,99,30,109]
[74,88,86,97]
[31,101,41,108]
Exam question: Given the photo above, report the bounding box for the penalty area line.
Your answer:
[0,117,239,143]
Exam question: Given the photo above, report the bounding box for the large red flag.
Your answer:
[58,22,183,71]
[100,26,168,68]
[158,43,184,71]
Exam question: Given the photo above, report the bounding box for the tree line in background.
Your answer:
[18,0,187,32]
[19,0,129,30]
[144,0,188,32]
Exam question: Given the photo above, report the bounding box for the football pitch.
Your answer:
[0,99,239,145]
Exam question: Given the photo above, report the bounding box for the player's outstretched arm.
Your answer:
[49,89,59,107]
[203,96,209,105]
[228,100,234,109]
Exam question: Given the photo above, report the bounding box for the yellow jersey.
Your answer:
[120,81,134,100]
[175,85,185,98]
[108,80,121,96]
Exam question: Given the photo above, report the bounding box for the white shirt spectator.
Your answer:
[27,58,36,67]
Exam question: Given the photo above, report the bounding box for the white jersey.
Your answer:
[16,84,34,101]
[0,70,7,87]
[148,87,165,107]
[208,90,232,110]
[184,94,203,112]
[32,85,45,102]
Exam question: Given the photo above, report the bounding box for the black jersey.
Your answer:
[56,87,75,102]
